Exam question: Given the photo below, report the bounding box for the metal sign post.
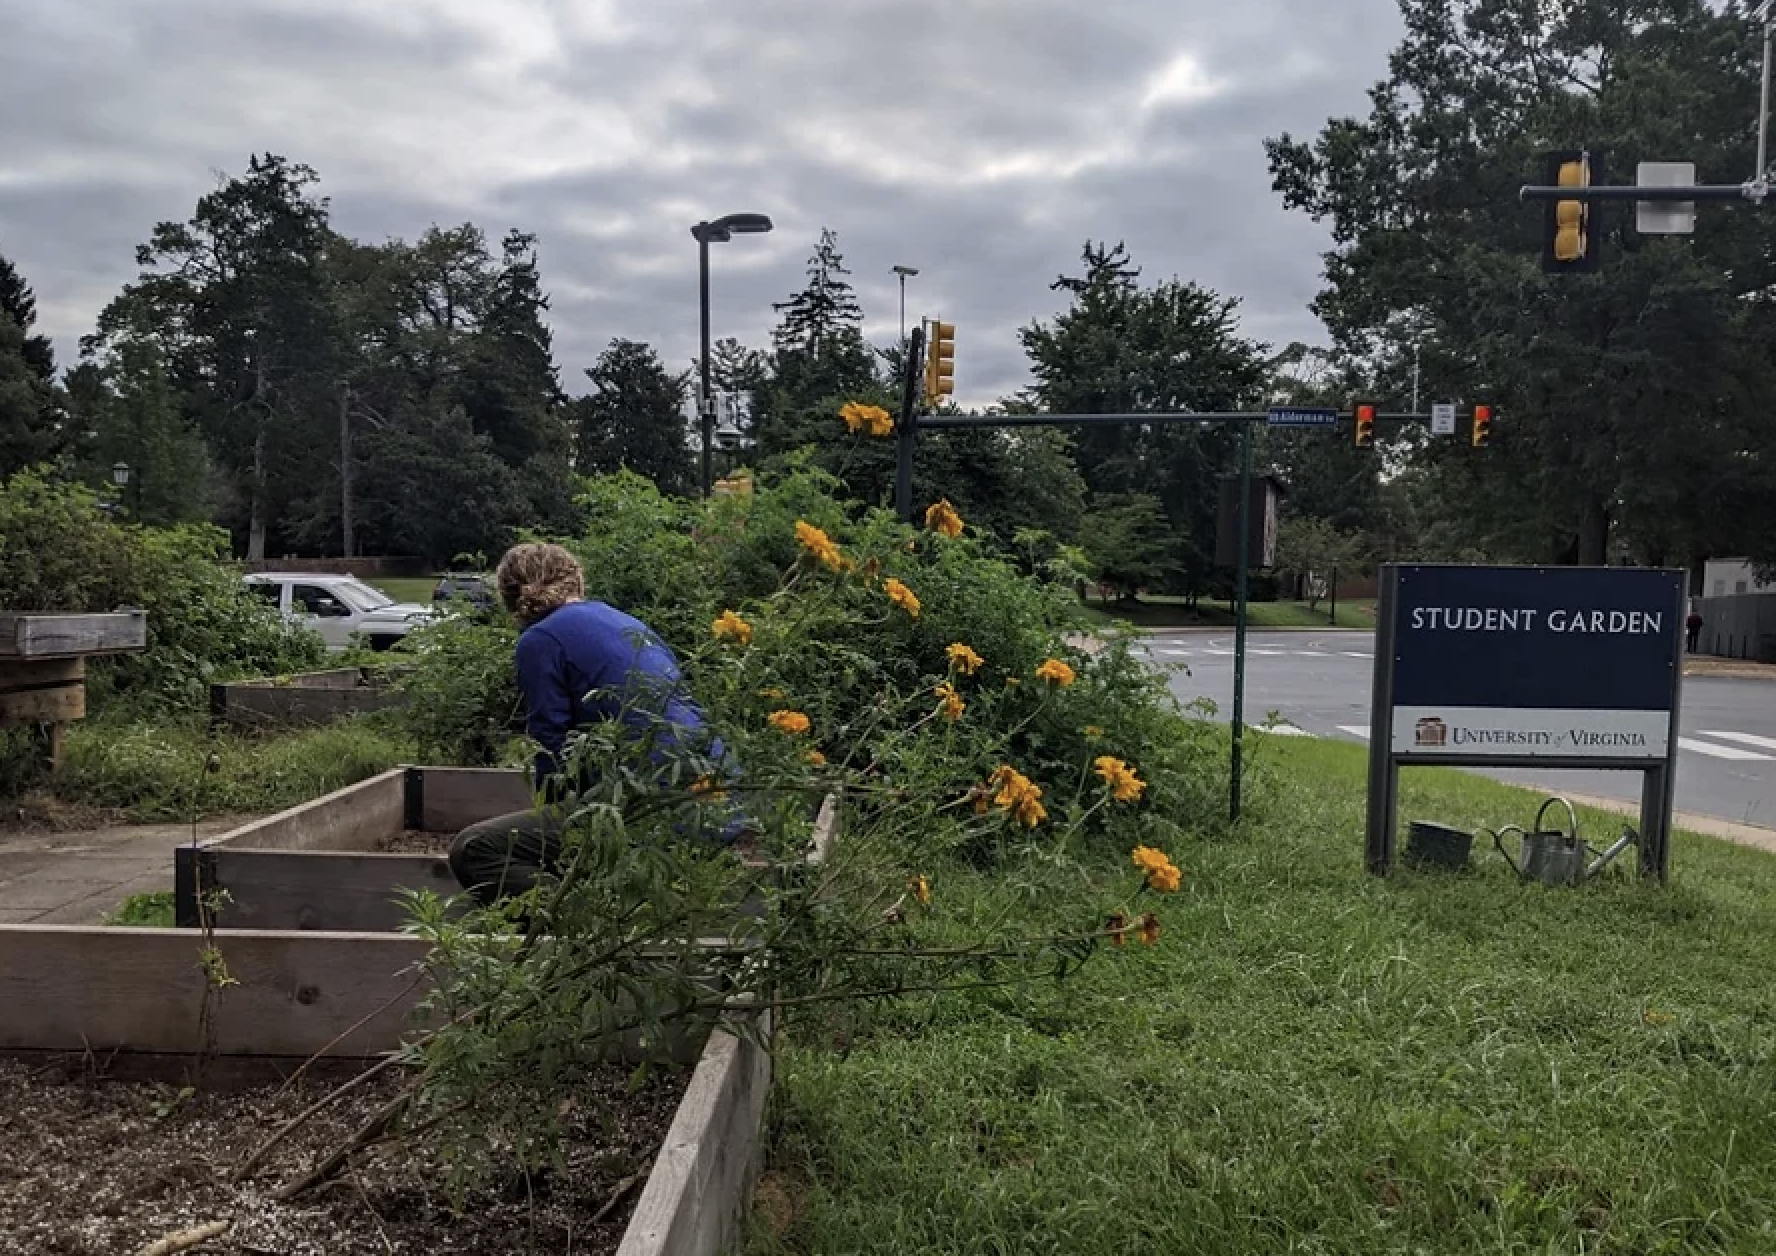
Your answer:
[1366,564,1686,880]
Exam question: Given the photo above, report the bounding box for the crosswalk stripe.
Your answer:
[1343,651,1374,659]
[1292,650,1330,657]
[1201,648,1234,656]
[1699,730,1776,754]
[1260,723,1314,737]
[1337,725,1371,739]
[1248,648,1285,656]
[1678,736,1774,762]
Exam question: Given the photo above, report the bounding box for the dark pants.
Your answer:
[1687,627,1701,653]
[448,809,566,907]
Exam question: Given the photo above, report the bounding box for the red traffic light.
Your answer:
[1353,402,1377,448]
[1471,404,1494,447]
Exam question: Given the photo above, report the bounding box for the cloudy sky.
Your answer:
[0,0,1402,405]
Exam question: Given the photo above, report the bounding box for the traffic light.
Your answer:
[1471,404,1494,448]
[923,320,955,404]
[1352,401,1377,449]
[1541,150,1600,273]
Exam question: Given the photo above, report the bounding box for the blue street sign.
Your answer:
[1266,406,1339,428]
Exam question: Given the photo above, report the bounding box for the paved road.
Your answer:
[1142,630,1776,830]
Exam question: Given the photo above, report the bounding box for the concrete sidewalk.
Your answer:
[0,816,249,925]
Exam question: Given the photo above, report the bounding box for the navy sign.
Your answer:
[1390,565,1683,760]
[1266,406,1339,428]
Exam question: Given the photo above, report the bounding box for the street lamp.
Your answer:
[892,264,919,348]
[692,212,774,496]
[110,461,131,489]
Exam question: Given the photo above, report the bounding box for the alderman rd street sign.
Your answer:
[1388,565,1683,761]
[1266,406,1339,428]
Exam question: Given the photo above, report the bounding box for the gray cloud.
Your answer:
[0,0,1401,405]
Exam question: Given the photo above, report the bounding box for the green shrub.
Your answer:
[0,468,140,612]
[391,614,524,766]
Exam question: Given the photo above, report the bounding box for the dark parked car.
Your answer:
[433,572,496,610]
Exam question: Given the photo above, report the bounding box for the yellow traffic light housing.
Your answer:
[1471,404,1494,448]
[923,320,955,404]
[1352,401,1377,449]
[1541,150,1599,273]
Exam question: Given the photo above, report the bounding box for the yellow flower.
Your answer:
[1095,756,1147,804]
[1138,913,1161,946]
[795,520,845,572]
[1147,862,1182,894]
[946,642,985,676]
[1131,845,1170,874]
[912,874,932,906]
[690,775,728,802]
[986,765,1047,828]
[840,400,894,437]
[712,610,753,646]
[1035,658,1076,687]
[769,709,812,735]
[924,498,964,538]
[805,749,827,767]
[884,577,921,618]
[1106,912,1128,947]
[934,682,965,722]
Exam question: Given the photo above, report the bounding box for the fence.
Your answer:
[1698,593,1776,662]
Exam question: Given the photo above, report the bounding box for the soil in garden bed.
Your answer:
[376,829,456,854]
[0,1056,689,1256]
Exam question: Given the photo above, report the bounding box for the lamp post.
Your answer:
[691,212,773,496]
[110,461,133,517]
[892,264,919,349]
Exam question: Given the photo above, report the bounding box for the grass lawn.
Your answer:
[1079,596,1377,631]
[369,576,439,605]
[751,736,1776,1254]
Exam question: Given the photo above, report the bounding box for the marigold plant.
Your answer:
[840,400,895,437]
[795,520,845,572]
[946,642,984,675]
[884,577,921,618]
[934,682,965,722]
[769,709,812,735]
[712,609,753,646]
[1094,755,1146,803]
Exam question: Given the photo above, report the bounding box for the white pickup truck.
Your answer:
[243,573,437,651]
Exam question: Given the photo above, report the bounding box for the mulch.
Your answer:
[374,831,456,855]
[0,1056,689,1256]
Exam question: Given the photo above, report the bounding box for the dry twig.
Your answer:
[132,1219,231,1256]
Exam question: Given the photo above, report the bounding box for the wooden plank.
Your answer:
[0,683,84,724]
[616,1016,772,1256]
[0,658,84,685]
[214,684,401,730]
[0,925,432,1057]
[417,766,534,833]
[0,611,147,658]
[205,768,406,853]
[203,851,461,932]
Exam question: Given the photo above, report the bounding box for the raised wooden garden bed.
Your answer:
[210,665,407,730]
[0,761,812,1255]
[0,610,147,766]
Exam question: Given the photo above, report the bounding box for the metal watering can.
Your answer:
[1492,797,1638,887]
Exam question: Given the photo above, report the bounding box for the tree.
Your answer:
[0,250,55,383]
[572,339,694,494]
[758,229,882,461]
[1274,516,1364,610]
[1077,493,1182,601]
[1019,241,1271,596]
[0,313,58,477]
[1266,0,1776,570]
[87,154,344,559]
[73,340,211,525]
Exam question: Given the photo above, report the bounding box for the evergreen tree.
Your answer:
[0,250,55,382]
[0,313,58,477]
[572,339,695,495]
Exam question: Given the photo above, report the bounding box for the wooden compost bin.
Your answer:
[0,763,825,1256]
[209,665,406,730]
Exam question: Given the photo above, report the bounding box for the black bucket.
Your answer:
[1404,821,1474,871]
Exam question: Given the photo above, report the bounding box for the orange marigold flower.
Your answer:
[1095,755,1147,803]
[911,874,932,906]
[1107,912,1129,947]
[1131,845,1170,874]
[986,765,1047,828]
[690,775,728,802]
[946,642,985,675]
[1035,658,1076,687]
[884,577,921,618]
[1147,862,1182,894]
[935,682,965,722]
[924,498,964,538]
[840,400,894,437]
[795,521,845,572]
[712,610,753,646]
[769,709,812,735]
[1138,913,1161,945]
[805,749,827,767]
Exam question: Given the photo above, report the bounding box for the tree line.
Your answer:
[4,0,1776,588]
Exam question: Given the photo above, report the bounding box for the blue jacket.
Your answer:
[515,601,727,797]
